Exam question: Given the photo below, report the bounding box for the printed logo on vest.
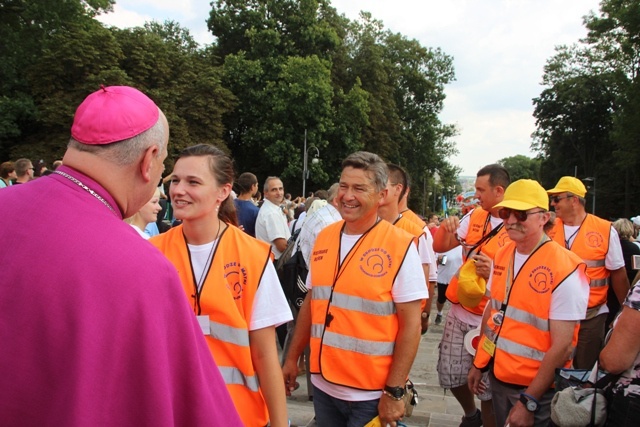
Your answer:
[528,265,553,294]
[585,231,604,249]
[224,262,248,300]
[359,248,392,278]
[498,231,509,247]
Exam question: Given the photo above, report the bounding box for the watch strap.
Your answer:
[383,385,406,400]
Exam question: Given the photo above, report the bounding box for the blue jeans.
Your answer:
[312,385,380,427]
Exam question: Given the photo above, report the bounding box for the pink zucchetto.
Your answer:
[71,85,159,145]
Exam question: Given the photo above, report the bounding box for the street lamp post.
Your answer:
[582,177,596,215]
[302,129,320,197]
[433,171,440,214]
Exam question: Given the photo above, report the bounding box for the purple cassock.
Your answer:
[0,165,242,426]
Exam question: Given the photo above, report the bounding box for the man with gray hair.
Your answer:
[256,175,291,260]
[0,86,241,425]
[283,151,427,427]
[546,176,629,369]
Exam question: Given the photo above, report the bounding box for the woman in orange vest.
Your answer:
[151,144,292,427]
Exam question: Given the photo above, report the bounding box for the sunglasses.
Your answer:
[498,208,546,222]
[549,195,574,204]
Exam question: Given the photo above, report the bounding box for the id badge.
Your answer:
[482,337,496,357]
[492,311,504,326]
[197,315,210,335]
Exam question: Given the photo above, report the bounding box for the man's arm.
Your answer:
[468,301,493,393]
[378,299,422,425]
[273,237,288,254]
[505,320,576,427]
[281,293,312,395]
[600,306,640,373]
[433,216,460,253]
[610,266,630,304]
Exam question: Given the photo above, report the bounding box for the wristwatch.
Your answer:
[383,385,406,400]
[519,393,539,412]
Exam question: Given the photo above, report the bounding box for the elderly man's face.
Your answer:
[265,179,284,205]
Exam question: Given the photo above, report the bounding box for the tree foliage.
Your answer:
[497,155,541,181]
[533,0,640,218]
[1,0,458,213]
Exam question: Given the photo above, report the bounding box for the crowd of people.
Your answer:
[2,85,640,427]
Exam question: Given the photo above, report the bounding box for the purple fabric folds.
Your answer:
[0,166,242,426]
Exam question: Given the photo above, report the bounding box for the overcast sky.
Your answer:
[98,0,602,176]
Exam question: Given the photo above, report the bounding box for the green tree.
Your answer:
[497,155,541,181]
[533,0,640,218]
[0,0,116,159]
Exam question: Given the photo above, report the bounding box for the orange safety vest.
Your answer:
[400,208,427,228]
[473,240,585,386]
[309,220,417,390]
[393,215,428,310]
[548,214,611,310]
[151,225,271,427]
[446,208,511,315]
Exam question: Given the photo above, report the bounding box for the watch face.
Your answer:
[526,400,537,412]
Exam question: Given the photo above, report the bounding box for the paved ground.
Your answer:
[285,300,477,427]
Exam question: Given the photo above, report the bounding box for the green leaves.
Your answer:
[534,0,640,218]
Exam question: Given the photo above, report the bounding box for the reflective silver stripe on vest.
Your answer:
[322,330,395,356]
[589,278,609,288]
[209,321,250,347]
[312,286,332,300]
[584,259,605,268]
[504,306,549,332]
[484,326,497,342]
[311,323,325,338]
[218,366,260,392]
[496,337,545,362]
[491,298,501,310]
[311,286,395,316]
[330,293,396,316]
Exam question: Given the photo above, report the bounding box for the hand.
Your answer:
[472,252,491,280]
[440,216,460,234]
[467,366,483,395]
[281,358,300,397]
[378,394,405,427]
[505,400,535,427]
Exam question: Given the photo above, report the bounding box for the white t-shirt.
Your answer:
[307,232,427,401]
[436,246,464,285]
[421,226,438,282]
[188,240,292,330]
[450,209,503,326]
[129,224,150,240]
[255,199,291,259]
[486,247,590,321]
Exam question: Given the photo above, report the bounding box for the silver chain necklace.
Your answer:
[54,170,118,216]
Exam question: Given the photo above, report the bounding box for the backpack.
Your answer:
[275,220,308,308]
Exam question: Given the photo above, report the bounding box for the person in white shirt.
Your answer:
[256,176,291,260]
[124,188,162,239]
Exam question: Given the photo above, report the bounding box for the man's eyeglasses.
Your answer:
[549,195,574,204]
[498,208,546,222]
